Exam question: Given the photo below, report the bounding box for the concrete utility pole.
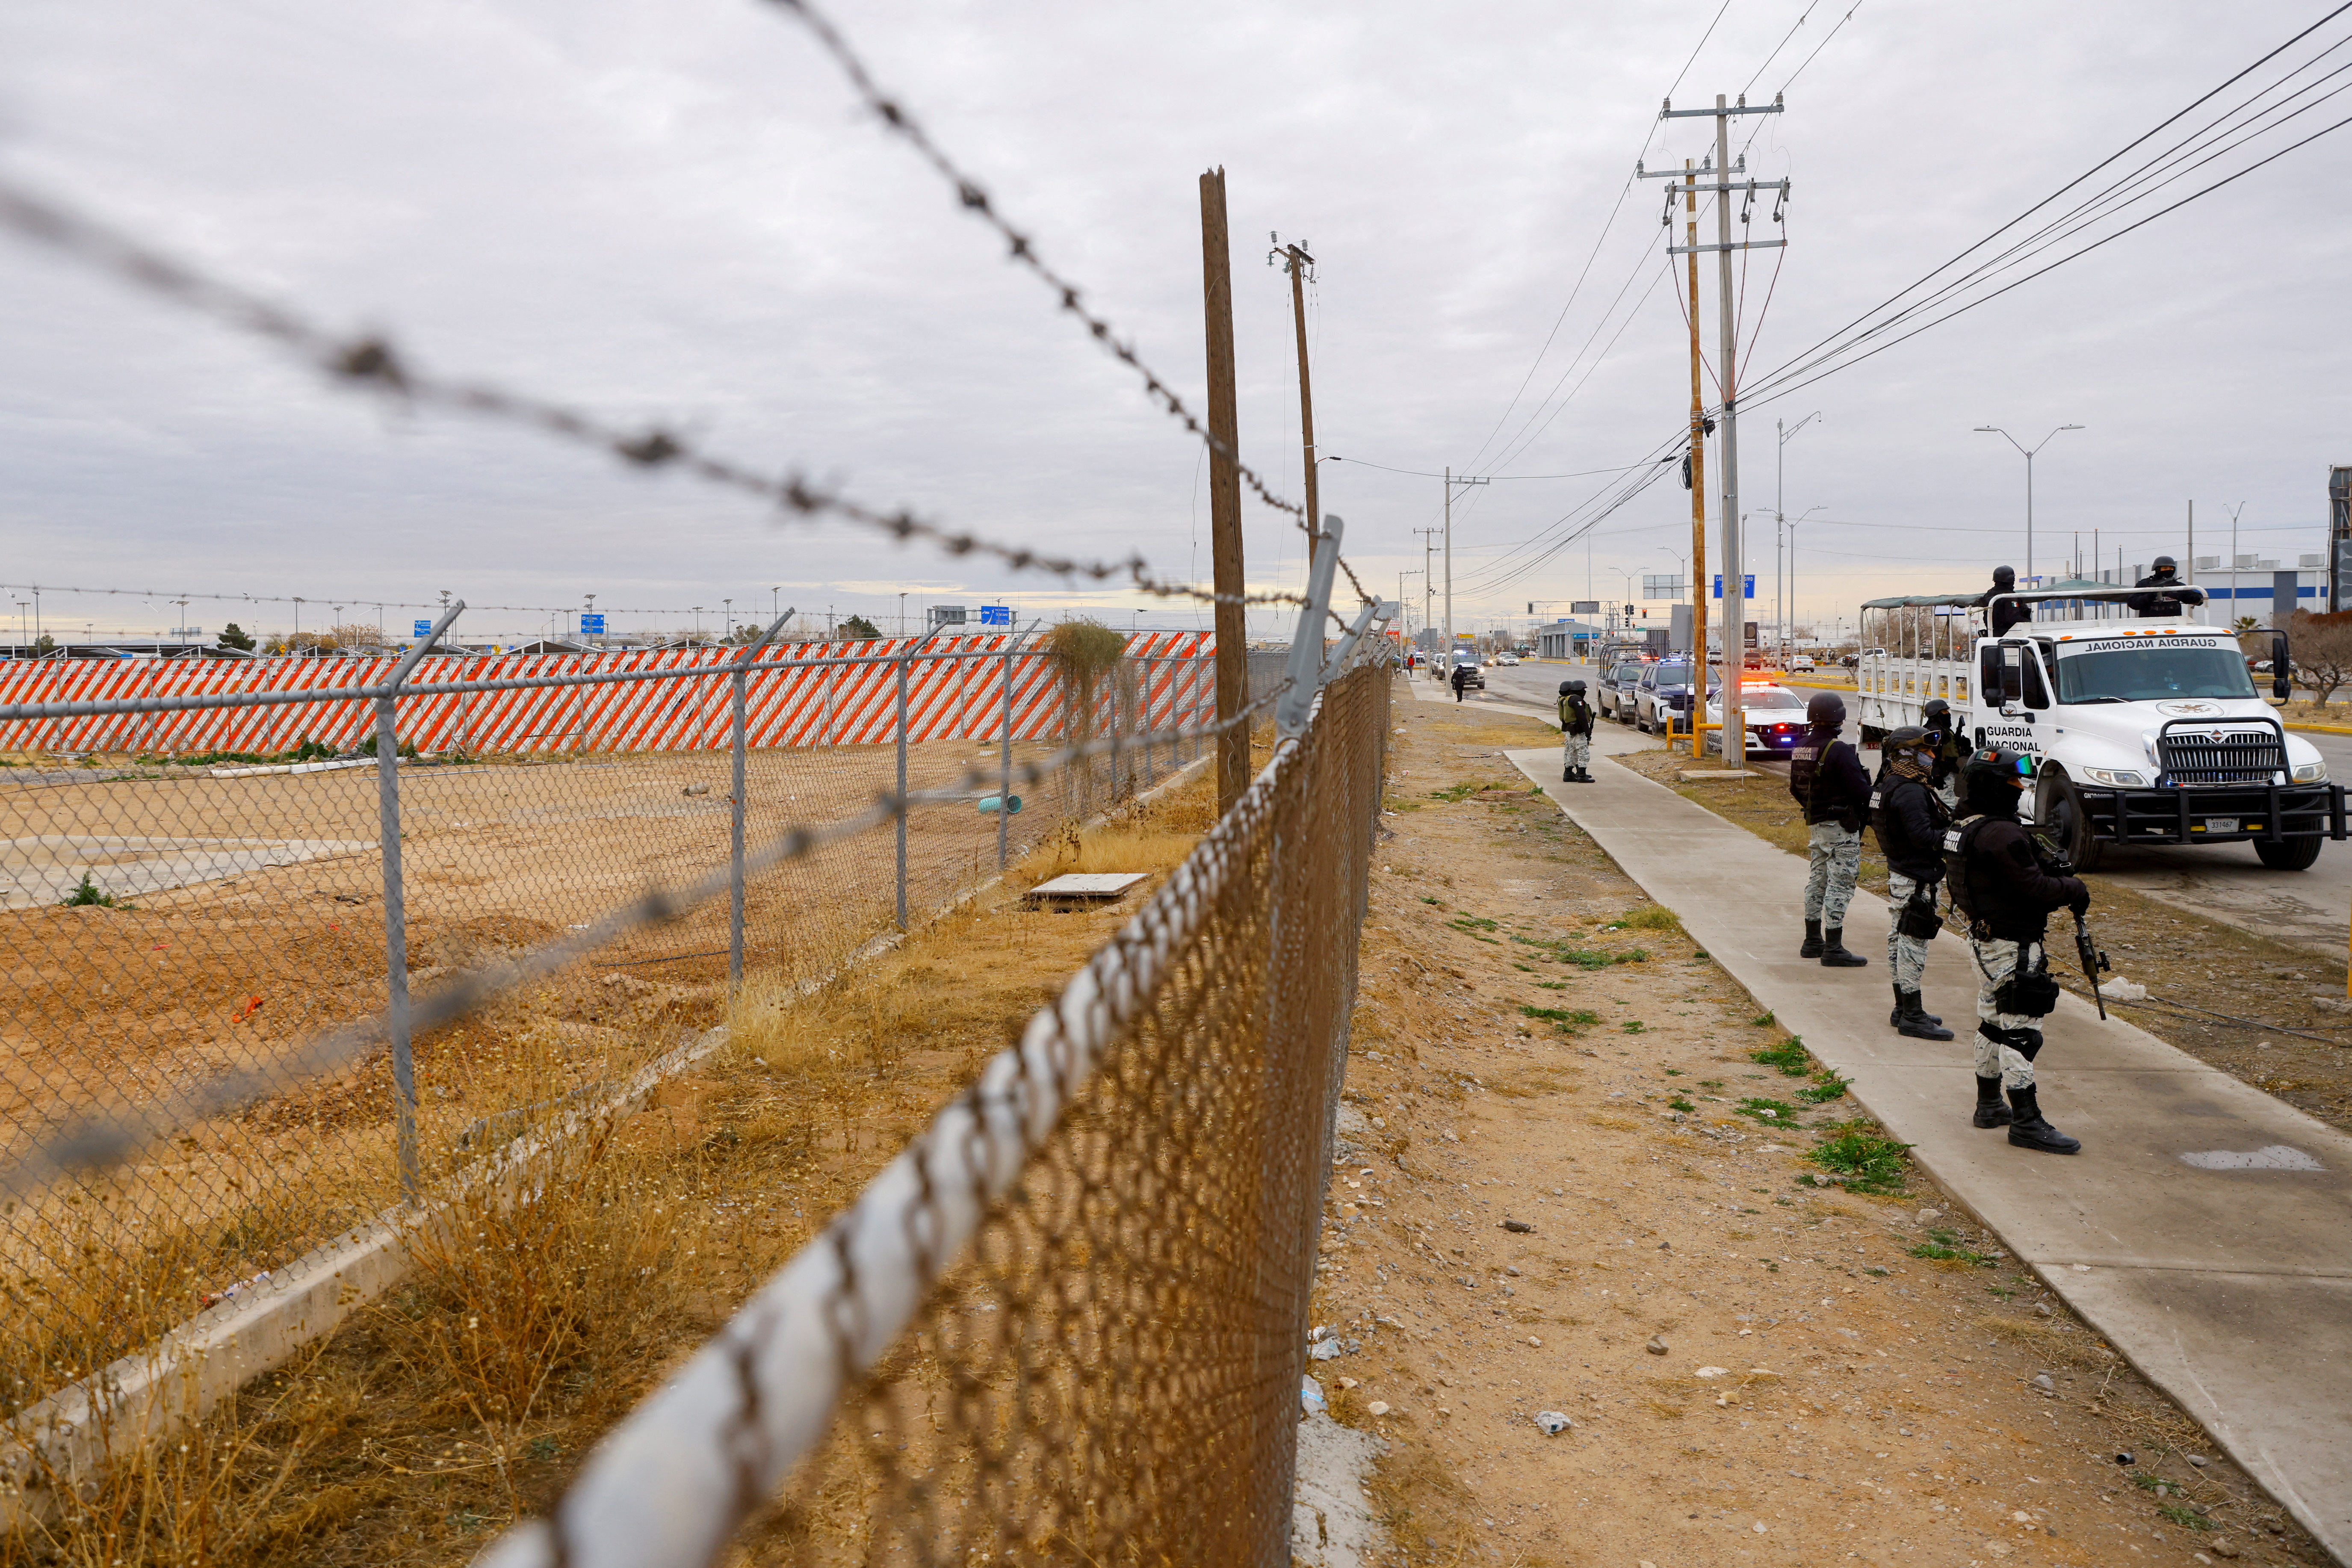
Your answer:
[1201,169,1250,813]
[1647,94,1785,762]
[1776,413,1820,668]
[1444,467,1488,659]
[1415,527,1441,647]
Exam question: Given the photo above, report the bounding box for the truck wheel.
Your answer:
[2033,771,2105,873]
[2254,836,2324,871]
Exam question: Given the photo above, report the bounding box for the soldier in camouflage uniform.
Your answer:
[1557,679,1595,783]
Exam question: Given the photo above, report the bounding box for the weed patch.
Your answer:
[1796,1069,1851,1104]
[1521,1005,1600,1035]
[59,872,127,909]
[1910,1229,1996,1267]
[1751,1037,1812,1076]
[1735,1097,1800,1124]
[1806,1123,1913,1194]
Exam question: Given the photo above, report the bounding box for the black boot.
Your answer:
[1563,764,1573,782]
[1799,919,1824,959]
[1818,927,1868,968]
[1890,984,1943,1028]
[2006,1085,2081,1154]
[1973,1076,2013,1128]
[1577,767,1595,783]
[1894,990,1952,1039]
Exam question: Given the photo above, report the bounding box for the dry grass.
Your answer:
[3,758,1228,1567]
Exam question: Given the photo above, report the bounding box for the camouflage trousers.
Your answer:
[1803,822,1862,926]
[1885,871,1934,991]
[1561,732,1590,771]
[1969,936,2043,1089]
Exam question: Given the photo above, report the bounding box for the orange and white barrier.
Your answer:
[0,632,1213,757]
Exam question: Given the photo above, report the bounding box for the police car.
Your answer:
[1703,683,1809,757]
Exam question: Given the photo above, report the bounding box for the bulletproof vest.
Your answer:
[1789,729,1855,827]
[1941,815,1992,921]
[1942,813,2065,931]
[1871,770,1947,861]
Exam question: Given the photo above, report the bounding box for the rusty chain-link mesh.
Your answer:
[481,659,1390,1568]
[0,644,1213,1423]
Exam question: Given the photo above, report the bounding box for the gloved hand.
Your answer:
[2068,887,2091,916]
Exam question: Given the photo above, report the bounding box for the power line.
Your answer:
[1740,8,2352,407]
[1325,457,1663,481]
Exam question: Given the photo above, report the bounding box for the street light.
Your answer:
[1775,412,1820,667]
[1974,424,2084,580]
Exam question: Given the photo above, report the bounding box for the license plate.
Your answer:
[2201,817,2239,834]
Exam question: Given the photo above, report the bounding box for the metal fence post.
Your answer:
[732,608,795,991]
[1140,653,1156,786]
[999,630,1015,872]
[896,646,910,930]
[376,600,465,1202]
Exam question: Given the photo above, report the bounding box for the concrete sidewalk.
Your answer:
[1506,727,2352,1560]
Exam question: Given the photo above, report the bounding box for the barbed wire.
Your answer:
[0,658,1385,1202]
[0,183,1354,626]
[764,0,1310,533]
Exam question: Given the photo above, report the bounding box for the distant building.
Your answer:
[1533,619,1604,660]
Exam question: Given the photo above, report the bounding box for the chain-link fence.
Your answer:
[0,626,1214,1420]
[476,653,1390,1568]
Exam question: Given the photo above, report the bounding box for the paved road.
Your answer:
[1481,659,2351,964]
[1505,723,2352,1557]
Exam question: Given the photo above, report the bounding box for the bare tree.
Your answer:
[2288,608,2352,705]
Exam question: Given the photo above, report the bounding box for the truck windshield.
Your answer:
[2054,645,2257,703]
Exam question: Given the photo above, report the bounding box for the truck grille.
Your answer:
[2157,728,2286,785]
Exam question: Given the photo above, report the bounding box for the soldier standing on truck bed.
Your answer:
[2127,555,2188,618]
[1972,565,2033,638]
[1790,691,1872,968]
[1946,747,2090,1155]
[1872,727,1954,1041]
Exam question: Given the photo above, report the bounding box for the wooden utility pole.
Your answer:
[1200,168,1249,813]
[1684,158,1708,757]
[1276,239,1321,539]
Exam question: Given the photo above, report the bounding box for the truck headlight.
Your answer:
[2293,761,2328,783]
[2080,768,2147,788]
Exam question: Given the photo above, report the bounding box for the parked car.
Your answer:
[1492,653,1521,667]
[1634,660,1717,734]
[1703,683,1809,757]
[1789,654,1817,672]
[1449,651,1486,691]
[1597,660,1646,722]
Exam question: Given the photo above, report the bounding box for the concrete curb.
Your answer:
[1503,735,2352,1561]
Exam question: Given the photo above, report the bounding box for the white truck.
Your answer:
[1854,586,2345,871]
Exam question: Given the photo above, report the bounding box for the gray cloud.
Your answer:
[3,0,2345,646]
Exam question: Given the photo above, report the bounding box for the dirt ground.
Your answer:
[1607,748,2352,1140]
[1309,691,2328,1568]
[0,735,1163,1413]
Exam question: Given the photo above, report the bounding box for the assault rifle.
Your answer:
[2033,826,2112,1019]
[2073,912,2111,1021]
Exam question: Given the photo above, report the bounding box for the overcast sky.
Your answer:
[3,0,2347,645]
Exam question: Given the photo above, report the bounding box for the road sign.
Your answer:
[978,605,1011,626]
[1712,575,1757,599]
[413,620,433,637]
[1570,600,1600,615]
[580,613,606,635]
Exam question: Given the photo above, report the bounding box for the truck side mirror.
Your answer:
[2000,644,2026,707]
[2271,631,2292,703]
